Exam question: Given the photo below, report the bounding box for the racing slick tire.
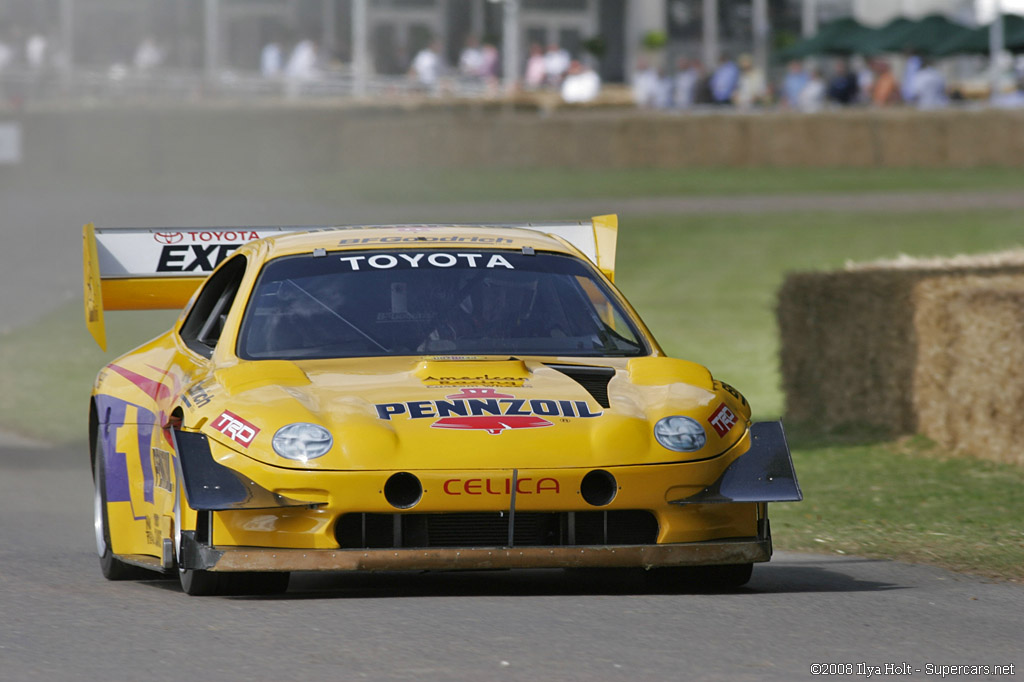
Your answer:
[93,446,151,581]
[701,562,754,588]
[178,567,290,597]
[644,562,754,591]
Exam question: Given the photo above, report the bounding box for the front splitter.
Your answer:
[191,538,771,573]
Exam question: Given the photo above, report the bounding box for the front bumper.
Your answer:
[180,532,771,573]
[171,423,796,565]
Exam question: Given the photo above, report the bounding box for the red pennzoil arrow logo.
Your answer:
[430,387,553,434]
[432,415,554,435]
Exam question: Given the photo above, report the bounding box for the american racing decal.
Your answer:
[212,410,260,447]
[422,374,527,389]
[375,387,602,435]
[337,252,515,271]
[708,403,738,437]
[442,477,560,495]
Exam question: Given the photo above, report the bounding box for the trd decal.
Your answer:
[708,403,738,437]
[212,410,260,447]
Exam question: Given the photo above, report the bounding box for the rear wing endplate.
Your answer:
[83,215,618,351]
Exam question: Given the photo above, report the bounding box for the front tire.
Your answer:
[179,567,290,596]
[93,446,150,581]
[174,516,290,596]
[645,562,754,591]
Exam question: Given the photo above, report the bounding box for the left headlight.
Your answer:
[272,423,333,462]
[653,416,706,452]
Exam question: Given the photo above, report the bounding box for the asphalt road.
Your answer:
[1,443,1021,682]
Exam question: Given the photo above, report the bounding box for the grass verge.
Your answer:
[773,434,1024,582]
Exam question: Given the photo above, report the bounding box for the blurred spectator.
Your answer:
[285,37,319,97]
[410,40,443,91]
[907,59,947,110]
[797,67,826,113]
[826,59,859,105]
[901,51,921,103]
[26,31,47,71]
[854,56,874,105]
[480,41,499,81]
[710,55,739,105]
[260,35,284,78]
[991,76,1024,108]
[133,35,165,73]
[561,59,600,103]
[524,43,546,89]
[780,60,809,110]
[732,53,768,109]
[458,35,484,77]
[655,68,674,109]
[544,43,570,86]
[870,59,900,106]
[632,57,659,108]
[671,57,700,109]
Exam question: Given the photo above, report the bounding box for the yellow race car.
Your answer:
[84,216,800,596]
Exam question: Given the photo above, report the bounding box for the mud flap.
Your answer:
[670,421,802,505]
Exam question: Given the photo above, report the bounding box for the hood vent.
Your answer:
[544,364,615,408]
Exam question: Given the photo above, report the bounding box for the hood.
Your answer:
[185,356,746,471]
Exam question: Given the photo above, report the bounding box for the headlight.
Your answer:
[653,416,706,452]
[272,423,333,462]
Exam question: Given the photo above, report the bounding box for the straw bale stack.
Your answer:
[913,275,1024,466]
[778,250,1024,465]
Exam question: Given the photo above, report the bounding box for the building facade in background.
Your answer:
[0,0,1013,84]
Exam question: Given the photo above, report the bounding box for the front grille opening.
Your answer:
[335,510,658,549]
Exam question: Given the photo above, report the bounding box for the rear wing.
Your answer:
[83,215,618,350]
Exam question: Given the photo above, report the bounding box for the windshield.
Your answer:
[238,249,647,359]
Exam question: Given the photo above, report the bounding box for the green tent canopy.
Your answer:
[776,17,875,60]
[934,14,1024,55]
[777,14,977,60]
[857,15,972,55]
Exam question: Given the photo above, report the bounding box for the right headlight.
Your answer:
[272,422,333,462]
[653,416,707,452]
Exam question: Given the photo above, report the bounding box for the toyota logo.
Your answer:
[154,231,184,244]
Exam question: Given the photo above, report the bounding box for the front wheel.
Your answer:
[93,448,150,581]
[645,562,754,592]
[179,567,291,596]
[174,517,290,596]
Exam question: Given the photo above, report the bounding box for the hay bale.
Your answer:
[778,269,920,434]
[913,276,1024,466]
[778,251,1024,461]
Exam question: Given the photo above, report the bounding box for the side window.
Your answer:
[179,256,248,358]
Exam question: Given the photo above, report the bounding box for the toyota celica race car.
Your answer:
[83,215,801,596]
